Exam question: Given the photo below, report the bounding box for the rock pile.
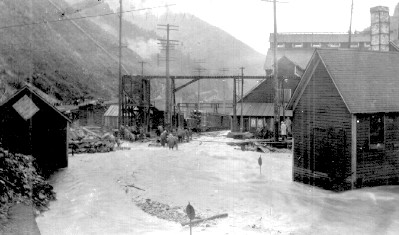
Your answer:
[0,148,55,222]
[68,127,116,154]
[135,198,188,223]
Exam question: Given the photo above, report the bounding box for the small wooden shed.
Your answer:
[0,85,70,174]
[287,49,399,190]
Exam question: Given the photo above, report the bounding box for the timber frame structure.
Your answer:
[121,75,151,132]
[121,75,272,131]
[140,75,270,130]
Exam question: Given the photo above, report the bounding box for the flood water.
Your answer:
[36,132,399,234]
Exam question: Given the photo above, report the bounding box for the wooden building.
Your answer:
[0,86,70,174]
[234,56,302,132]
[103,104,164,131]
[287,49,399,190]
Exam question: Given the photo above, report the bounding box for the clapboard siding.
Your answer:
[293,61,352,190]
[356,114,399,186]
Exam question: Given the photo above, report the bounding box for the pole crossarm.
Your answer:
[133,75,273,80]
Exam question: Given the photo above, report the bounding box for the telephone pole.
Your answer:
[138,61,147,76]
[193,64,206,112]
[219,68,229,114]
[118,0,123,130]
[157,24,179,129]
[272,0,279,141]
[233,75,237,132]
[348,0,354,47]
[262,0,287,141]
[239,67,245,132]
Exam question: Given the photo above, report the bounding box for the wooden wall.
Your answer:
[0,88,68,174]
[292,61,352,190]
[356,113,399,187]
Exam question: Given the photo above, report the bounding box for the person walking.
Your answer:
[285,117,292,137]
[281,121,287,141]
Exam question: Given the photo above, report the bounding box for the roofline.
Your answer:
[238,78,268,102]
[279,55,305,70]
[287,49,319,110]
[389,41,399,51]
[1,85,71,123]
[318,53,352,113]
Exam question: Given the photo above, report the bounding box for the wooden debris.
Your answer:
[181,213,228,226]
[125,184,145,191]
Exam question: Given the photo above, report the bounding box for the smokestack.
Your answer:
[370,6,390,51]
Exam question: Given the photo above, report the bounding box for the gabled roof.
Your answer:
[264,49,314,70]
[0,85,70,122]
[269,33,370,43]
[230,103,292,117]
[25,83,61,105]
[288,49,399,114]
[104,104,118,117]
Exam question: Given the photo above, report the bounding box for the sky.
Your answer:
[104,0,399,54]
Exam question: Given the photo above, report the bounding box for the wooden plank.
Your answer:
[181,213,228,226]
[351,114,357,189]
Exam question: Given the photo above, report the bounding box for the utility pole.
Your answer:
[348,0,354,47]
[219,68,229,114]
[273,0,279,141]
[232,76,237,132]
[157,24,179,130]
[193,59,206,112]
[118,0,123,131]
[138,61,147,76]
[193,65,206,112]
[262,0,287,141]
[240,67,245,132]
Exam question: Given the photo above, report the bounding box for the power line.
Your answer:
[0,4,176,31]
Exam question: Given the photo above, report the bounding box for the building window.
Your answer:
[292,43,303,48]
[370,114,384,150]
[277,43,285,48]
[257,118,264,128]
[364,42,371,48]
[311,43,321,48]
[328,42,341,48]
[350,42,359,48]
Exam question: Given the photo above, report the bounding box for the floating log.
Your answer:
[181,213,228,226]
[125,184,145,191]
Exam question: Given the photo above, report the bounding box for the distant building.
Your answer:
[103,104,163,130]
[0,86,70,174]
[233,56,302,132]
[287,49,399,190]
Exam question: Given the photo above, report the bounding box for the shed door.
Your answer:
[311,127,346,175]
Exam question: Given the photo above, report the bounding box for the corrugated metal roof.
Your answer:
[230,103,292,117]
[269,33,370,43]
[104,104,118,117]
[290,49,399,114]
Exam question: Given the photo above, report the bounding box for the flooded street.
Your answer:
[36,131,399,234]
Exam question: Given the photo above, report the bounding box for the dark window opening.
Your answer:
[370,114,384,150]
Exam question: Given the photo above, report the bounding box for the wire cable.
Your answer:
[0,4,176,31]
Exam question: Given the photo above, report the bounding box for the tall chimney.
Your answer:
[370,6,390,51]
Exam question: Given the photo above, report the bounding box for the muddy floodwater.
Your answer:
[36,131,399,234]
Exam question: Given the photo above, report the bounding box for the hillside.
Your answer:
[82,3,266,101]
[0,0,142,103]
[0,0,266,104]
